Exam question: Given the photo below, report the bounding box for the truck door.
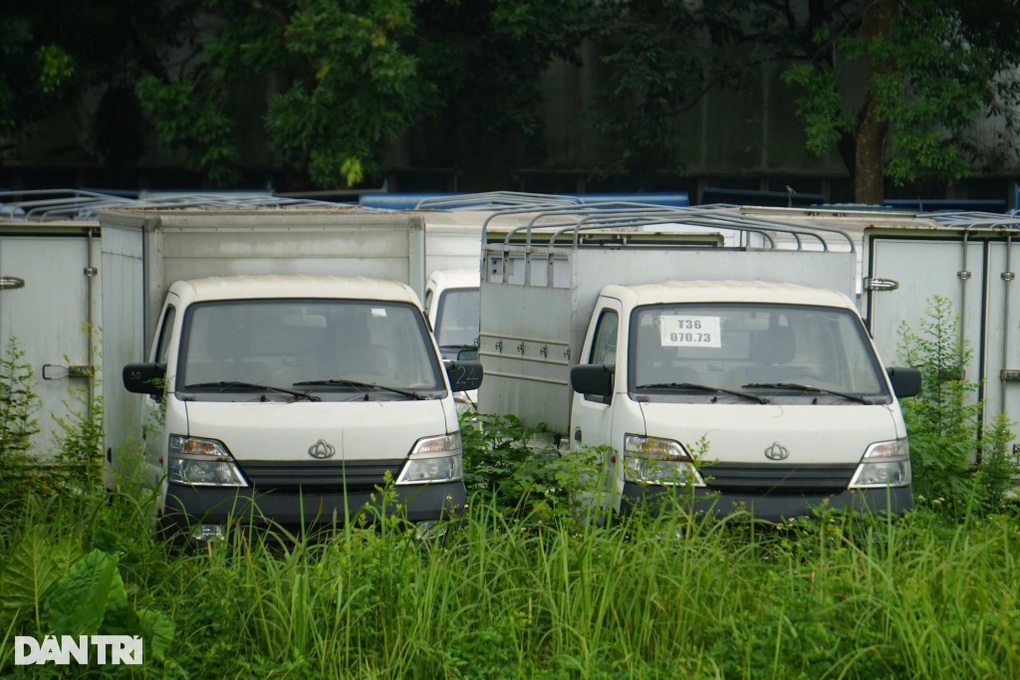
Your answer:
[865,229,1020,460]
[570,300,623,456]
[0,229,96,456]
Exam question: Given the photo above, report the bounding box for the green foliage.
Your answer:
[586,0,1020,196]
[134,0,442,188]
[781,63,854,157]
[51,330,104,493]
[135,76,241,186]
[0,339,40,504]
[2,537,174,667]
[42,548,174,658]
[898,295,1016,518]
[0,339,39,459]
[129,0,592,188]
[780,0,1020,192]
[0,486,173,672]
[263,0,436,188]
[50,384,104,493]
[1,527,84,631]
[585,0,715,182]
[0,330,107,506]
[34,45,74,94]
[2,460,1020,676]
[2,0,202,163]
[460,412,597,523]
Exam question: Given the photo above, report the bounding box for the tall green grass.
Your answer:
[3,492,1020,678]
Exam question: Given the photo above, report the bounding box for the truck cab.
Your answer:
[124,275,482,543]
[424,268,481,361]
[424,268,481,409]
[570,280,921,520]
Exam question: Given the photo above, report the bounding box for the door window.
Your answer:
[154,305,176,365]
[589,310,619,366]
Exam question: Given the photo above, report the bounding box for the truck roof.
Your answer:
[603,279,856,310]
[168,275,421,305]
[427,268,480,288]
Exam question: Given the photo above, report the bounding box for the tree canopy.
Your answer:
[4,0,1020,202]
[592,0,1020,202]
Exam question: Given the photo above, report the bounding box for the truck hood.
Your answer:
[184,400,455,461]
[637,402,904,464]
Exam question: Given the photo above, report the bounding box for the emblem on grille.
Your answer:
[308,439,336,459]
[764,442,789,461]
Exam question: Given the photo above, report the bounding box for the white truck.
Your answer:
[678,205,1020,471]
[416,194,722,364]
[477,205,922,520]
[0,191,415,459]
[96,206,481,543]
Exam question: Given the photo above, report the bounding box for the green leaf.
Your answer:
[138,608,175,660]
[1,528,84,615]
[44,549,118,636]
[99,567,138,636]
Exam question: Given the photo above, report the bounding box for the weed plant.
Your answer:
[0,339,40,508]
[898,296,1017,518]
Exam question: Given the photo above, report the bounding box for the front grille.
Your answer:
[700,462,857,495]
[238,459,405,491]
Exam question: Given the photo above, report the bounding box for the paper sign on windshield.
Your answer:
[659,315,721,348]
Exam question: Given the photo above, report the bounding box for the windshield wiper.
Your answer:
[636,382,771,405]
[294,378,428,400]
[741,382,875,405]
[182,381,320,402]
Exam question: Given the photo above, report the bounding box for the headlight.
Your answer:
[397,432,463,485]
[623,434,705,487]
[849,438,911,488]
[168,434,248,487]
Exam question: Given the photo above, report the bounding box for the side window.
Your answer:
[588,310,619,366]
[154,305,176,365]
[423,288,434,317]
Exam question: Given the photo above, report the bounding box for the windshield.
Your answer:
[629,302,889,402]
[434,287,480,353]
[177,299,446,401]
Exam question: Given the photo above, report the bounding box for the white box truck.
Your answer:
[0,219,104,457]
[417,196,725,361]
[861,212,1020,471]
[99,206,481,543]
[477,206,921,520]
[699,205,1020,473]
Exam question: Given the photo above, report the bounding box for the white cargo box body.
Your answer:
[1,198,429,465]
[98,207,428,343]
[413,210,494,274]
[0,222,104,456]
[478,234,856,434]
[96,206,428,479]
[863,215,1020,463]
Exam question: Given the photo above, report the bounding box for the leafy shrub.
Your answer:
[898,295,1016,518]
[460,412,598,523]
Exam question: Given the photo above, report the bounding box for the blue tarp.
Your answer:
[359,192,690,210]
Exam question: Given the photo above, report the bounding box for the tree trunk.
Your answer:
[856,92,889,204]
[854,0,898,205]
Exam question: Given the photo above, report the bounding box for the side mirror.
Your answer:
[887,366,922,398]
[446,360,483,392]
[123,362,166,396]
[570,363,614,399]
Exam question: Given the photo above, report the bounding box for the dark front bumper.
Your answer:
[161,480,466,538]
[620,482,913,522]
